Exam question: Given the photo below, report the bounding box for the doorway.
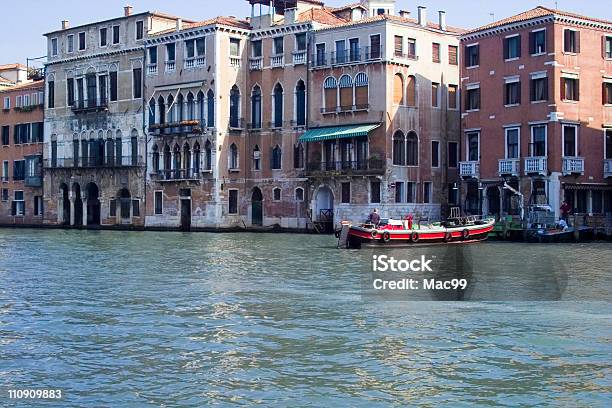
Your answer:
[180,199,191,230]
[86,182,101,225]
[119,188,131,223]
[252,187,263,226]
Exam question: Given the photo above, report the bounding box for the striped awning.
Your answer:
[299,124,381,143]
[563,183,612,191]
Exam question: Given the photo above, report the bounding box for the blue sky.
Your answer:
[2,0,610,67]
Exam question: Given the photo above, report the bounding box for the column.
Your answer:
[82,197,88,227]
[58,198,63,224]
[69,198,75,226]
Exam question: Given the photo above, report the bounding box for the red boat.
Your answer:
[341,209,495,248]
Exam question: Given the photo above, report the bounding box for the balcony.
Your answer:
[605,159,612,178]
[459,161,480,178]
[71,98,108,114]
[149,120,203,136]
[562,157,584,176]
[498,159,520,177]
[44,155,144,169]
[165,61,176,72]
[249,57,263,71]
[185,56,206,69]
[228,118,245,131]
[524,157,547,176]
[393,52,418,61]
[310,46,382,68]
[229,56,241,67]
[305,159,385,176]
[321,104,370,114]
[152,168,200,182]
[25,175,42,187]
[147,63,157,74]
[271,55,284,68]
[292,50,307,65]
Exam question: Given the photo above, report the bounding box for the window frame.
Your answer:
[423,182,432,204]
[504,34,521,61]
[228,189,239,214]
[563,28,579,54]
[100,27,108,47]
[530,124,547,157]
[341,182,351,204]
[431,140,440,168]
[154,190,163,215]
[67,34,74,53]
[51,38,58,56]
[448,142,458,168]
[465,43,479,68]
[562,124,579,157]
[112,25,120,45]
[465,131,480,161]
[136,20,144,41]
[272,187,282,201]
[78,31,86,51]
[531,28,546,55]
[504,127,520,159]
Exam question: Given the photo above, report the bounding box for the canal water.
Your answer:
[0,229,610,406]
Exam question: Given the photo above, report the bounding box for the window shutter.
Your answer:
[464,46,469,67]
[575,79,579,101]
[575,31,580,53]
[544,77,549,101]
[517,82,521,104]
[603,36,606,59]
[564,30,570,52]
[560,78,566,100]
[604,83,608,105]
[516,34,521,58]
[529,32,535,54]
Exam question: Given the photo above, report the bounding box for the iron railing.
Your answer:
[562,157,584,175]
[311,46,382,68]
[44,155,144,169]
[524,157,547,176]
[305,159,384,175]
[71,98,108,113]
[153,168,201,181]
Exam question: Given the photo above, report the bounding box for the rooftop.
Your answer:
[0,63,27,71]
[151,16,251,37]
[0,80,44,93]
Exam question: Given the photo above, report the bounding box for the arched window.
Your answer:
[229,85,240,128]
[323,77,337,113]
[406,75,416,106]
[148,98,156,127]
[295,80,306,126]
[273,83,283,128]
[271,145,282,169]
[163,144,171,171]
[173,144,181,175]
[115,130,122,164]
[106,137,115,166]
[293,143,304,169]
[406,131,418,166]
[176,93,184,122]
[355,73,369,109]
[207,90,215,127]
[229,143,239,170]
[183,142,191,174]
[193,142,201,173]
[167,94,175,123]
[197,91,205,124]
[130,129,138,165]
[295,187,304,201]
[157,96,166,124]
[393,73,404,105]
[393,130,406,165]
[152,144,160,172]
[273,187,282,201]
[251,85,262,129]
[186,92,195,120]
[253,145,261,170]
[338,74,353,111]
[204,140,212,170]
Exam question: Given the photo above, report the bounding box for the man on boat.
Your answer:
[557,218,569,231]
[368,208,380,226]
[560,201,571,222]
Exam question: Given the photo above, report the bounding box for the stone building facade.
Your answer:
[459,7,612,219]
[42,7,185,227]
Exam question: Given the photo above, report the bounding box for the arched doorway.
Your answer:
[86,183,101,225]
[60,183,70,225]
[315,186,334,226]
[486,187,501,218]
[252,187,263,226]
[118,188,131,223]
[72,183,83,227]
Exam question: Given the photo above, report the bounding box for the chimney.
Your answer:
[176,18,183,31]
[399,10,410,18]
[417,6,427,27]
[124,5,133,17]
[438,10,446,31]
[61,20,70,30]
[285,8,297,24]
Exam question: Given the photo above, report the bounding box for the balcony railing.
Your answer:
[229,56,241,67]
[249,57,263,71]
[310,46,382,68]
[305,159,384,175]
[152,168,200,181]
[459,161,480,178]
[149,121,203,136]
[524,156,547,176]
[165,61,176,72]
[25,175,42,187]
[44,155,144,169]
[229,118,245,130]
[147,63,158,74]
[71,98,108,114]
[562,157,584,176]
[292,50,307,65]
[321,104,370,114]
[394,52,418,61]
[271,55,284,68]
[498,158,520,176]
[184,56,205,69]
[604,159,612,178]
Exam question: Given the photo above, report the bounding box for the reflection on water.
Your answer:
[0,229,610,406]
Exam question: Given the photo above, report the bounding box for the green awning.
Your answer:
[299,124,381,142]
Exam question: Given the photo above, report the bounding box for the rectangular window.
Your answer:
[136,21,144,40]
[531,125,546,156]
[431,141,440,167]
[1,126,9,146]
[407,38,416,58]
[34,196,43,216]
[370,181,381,203]
[423,182,432,204]
[78,32,86,50]
[154,191,163,215]
[448,45,458,65]
[273,36,284,55]
[67,78,75,106]
[51,38,58,56]
[349,38,359,62]
[466,86,480,110]
[67,34,74,53]
[3,97,9,110]
[316,43,326,65]
[505,80,521,105]
[228,190,238,214]
[166,43,176,61]
[12,191,25,216]
[1,189,8,201]
[112,25,120,44]
[506,128,519,159]
[531,29,546,54]
[606,36,612,59]
[251,40,262,58]
[335,40,346,63]
[13,160,25,181]
[133,68,142,99]
[448,84,457,109]
[370,34,381,59]
[16,95,22,108]
[407,182,416,203]
[2,161,8,181]
[605,129,612,160]
[230,38,240,57]
[395,181,404,203]
[467,132,479,161]
[31,122,43,143]
[431,82,439,107]
[531,76,548,102]
[394,35,403,57]
[148,46,157,64]
[110,199,117,217]
[100,28,108,47]
[504,35,521,60]
[110,72,118,101]
[448,142,458,168]
[561,77,579,101]
[296,33,307,51]
[341,182,350,204]
[563,125,577,157]
[564,29,579,53]
[132,200,140,217]
[432,42,440,63]
[603,82,612,105]
[465,44,479,67]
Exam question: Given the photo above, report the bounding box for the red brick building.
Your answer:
[459,7,612,219]
[0,80,44,225]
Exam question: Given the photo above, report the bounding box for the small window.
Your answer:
[448,84,457,109]
[1,189,8,202]
[407,38,416,58]
[67,34,74,53]
[295,33,307,51]
[505,80,521,105]
[603,82,612,105]
[370,181,381,203]
[12,190,25,216]
[3,97,9,110]
[295,187,304,201]
[136,21,144,40]
[605,36,612,59]
[34,196,43,216]
[273,187,281,201]
[112,25,120,44]
[506,128,519,159]
[467,132,479,161]
[110,71,118,102]
[423,182,432,204]
[531,30,546,54]
[531,76,548,102]
[563,125,578,157]
[466,86,480,110]
[370,35,381,59]
[432,42,440,63]
[341,182,351,204]
[465,44,479,67]
[395,182,404,203]
[561,77,579,101]
[448,45,458,65]
[504,35,521,60]
[78,32,86,50]
[154,191,163,215]
[100,28,108,47]
[110,199,117,217]
[564,29,579,53]
[448,142,458,168]
[251,40,262,58]
[273,36,284,55]
[132,200,140,217]
[1,126,9,145]
[51,38,58,56]
[394,35,403,57]
[133,68,142,99]
[228,190,238,214]
[431,141,440,168]
[230,38,240,57]
[431,82,439,107]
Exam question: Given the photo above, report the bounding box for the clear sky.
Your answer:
[2,0,610,67]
